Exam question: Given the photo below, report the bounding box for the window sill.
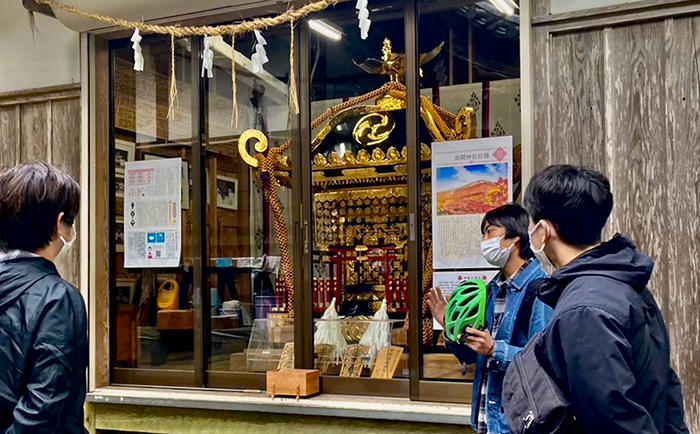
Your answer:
[87,386,472,426]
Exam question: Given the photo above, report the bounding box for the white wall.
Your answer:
[550,0,645,14]
[0,1,79,93]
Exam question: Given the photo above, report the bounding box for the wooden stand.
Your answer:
[266,369,320,400]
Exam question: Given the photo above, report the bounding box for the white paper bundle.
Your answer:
[313,297,346,363]
[359,298,390,367]
[251,30,269,74]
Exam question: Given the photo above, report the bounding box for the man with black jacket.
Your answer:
[0,163,87,433]
[524,165,688,434]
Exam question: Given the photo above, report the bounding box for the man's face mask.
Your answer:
[528,221,553,269]
[59,223,77,250]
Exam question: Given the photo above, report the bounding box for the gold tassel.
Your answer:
[166,35,178,121]
[28,11,39,42]
[288,20,299,115]
[231,33,239,129]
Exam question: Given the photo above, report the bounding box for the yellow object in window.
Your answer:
[157,280,179,311]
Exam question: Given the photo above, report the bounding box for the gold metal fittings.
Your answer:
[353,112,396,146]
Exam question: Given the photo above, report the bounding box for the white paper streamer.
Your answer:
[359,299,390,367]
[251,30,268,74]
[131,28,144,71]
[313,298,347,363]
[201,37,214,78]
[355,0,371,40]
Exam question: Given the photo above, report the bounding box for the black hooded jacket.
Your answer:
[532,235,688,434]
[0,254,87,434]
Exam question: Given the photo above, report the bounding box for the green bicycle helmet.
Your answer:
[444,279,487,342]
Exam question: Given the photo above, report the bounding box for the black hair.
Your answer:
[524,165,613,248]
[0,163,80,252]
[481,203,534,260]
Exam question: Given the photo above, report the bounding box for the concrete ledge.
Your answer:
[87,387,472,426]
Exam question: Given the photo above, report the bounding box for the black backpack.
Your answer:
[501,331,576,433]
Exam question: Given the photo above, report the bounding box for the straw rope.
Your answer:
[36,0,337,37]
[288,21,300,116]
[230,33,239,128]
[166,35,178,120]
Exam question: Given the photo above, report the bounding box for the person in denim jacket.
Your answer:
[428,204,553,434]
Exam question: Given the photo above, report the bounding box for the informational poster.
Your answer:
[432,270,499,330]
[124,158,182,268]
[431,136,513,269]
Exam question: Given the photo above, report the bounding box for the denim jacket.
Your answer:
[445,259,553,434]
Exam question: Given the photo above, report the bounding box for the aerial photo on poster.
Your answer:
[435,163,508,216]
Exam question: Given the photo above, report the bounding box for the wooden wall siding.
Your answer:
[532,13,700,432]
[0,85,81,286]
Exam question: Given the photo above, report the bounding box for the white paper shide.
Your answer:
[124,158,182,268]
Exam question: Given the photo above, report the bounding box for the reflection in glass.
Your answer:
[419,0,521,382]
[309,2,411,380]
[203,28,293,376]
[112,37,195,373]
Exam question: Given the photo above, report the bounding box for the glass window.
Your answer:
[419,0,521,384]
[309,1,410,390]
[203,27,295,386]
[111,37,195,384]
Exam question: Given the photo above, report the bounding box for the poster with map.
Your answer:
[431,137,513,269]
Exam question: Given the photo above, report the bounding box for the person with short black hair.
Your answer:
[428,203,552,434]
[0,163,87,433]
[525,164,688,434]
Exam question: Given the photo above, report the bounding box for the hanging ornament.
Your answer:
[251,30,268,74]
[201,36,214,78]
[314,298,346,363]
[356,0,371,40]
[131,28,144,71]
[359,299,390,367]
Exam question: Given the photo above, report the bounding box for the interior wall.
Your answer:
[531,1,700,432]
[0,1,79,93]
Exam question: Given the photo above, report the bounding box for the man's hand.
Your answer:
[465,327,495,356]
[427,287,447,330]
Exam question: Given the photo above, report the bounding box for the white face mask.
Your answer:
[480,236,514,268]
[59,223,77,251]
[529,221,553,269]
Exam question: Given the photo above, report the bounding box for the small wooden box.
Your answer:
[156,310,194,331]
[266,369,320,399]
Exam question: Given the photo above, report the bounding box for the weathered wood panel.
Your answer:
[533,12,700,432]
[606,20,669,311]
[662,16,700,430]
[550,30,605,168]
[532,0,550,17]
[532,27,551,172]
[19,102,50,163]
[0,106,19,171]
[51,98,82,286]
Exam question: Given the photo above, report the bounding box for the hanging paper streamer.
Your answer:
[131,28,144,71]
[202,36,214,78]
[359,299,391,367]
[356,0,371,40]
[251,30,268,74]
[314,298,347,363]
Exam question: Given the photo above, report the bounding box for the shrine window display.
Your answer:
[108,0,522,401]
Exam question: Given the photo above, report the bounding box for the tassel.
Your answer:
[131,28,144,71]
[288,21,299,115]
[166,35,179,120]
[230,33,239,128]
[28,11,39,42]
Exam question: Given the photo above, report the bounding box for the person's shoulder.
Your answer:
[34,275,86,316]
[556,276,641,325]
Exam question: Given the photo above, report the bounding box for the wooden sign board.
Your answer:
[371,346,404,379]
[314,344,336,374]
[340,344,370,378]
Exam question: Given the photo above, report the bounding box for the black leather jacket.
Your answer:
[533,235,688,434]
[0,253,87,434]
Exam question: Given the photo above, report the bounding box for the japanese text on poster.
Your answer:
[432,270,499,330]
[431,137,513,269]
[124,158,182,268]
